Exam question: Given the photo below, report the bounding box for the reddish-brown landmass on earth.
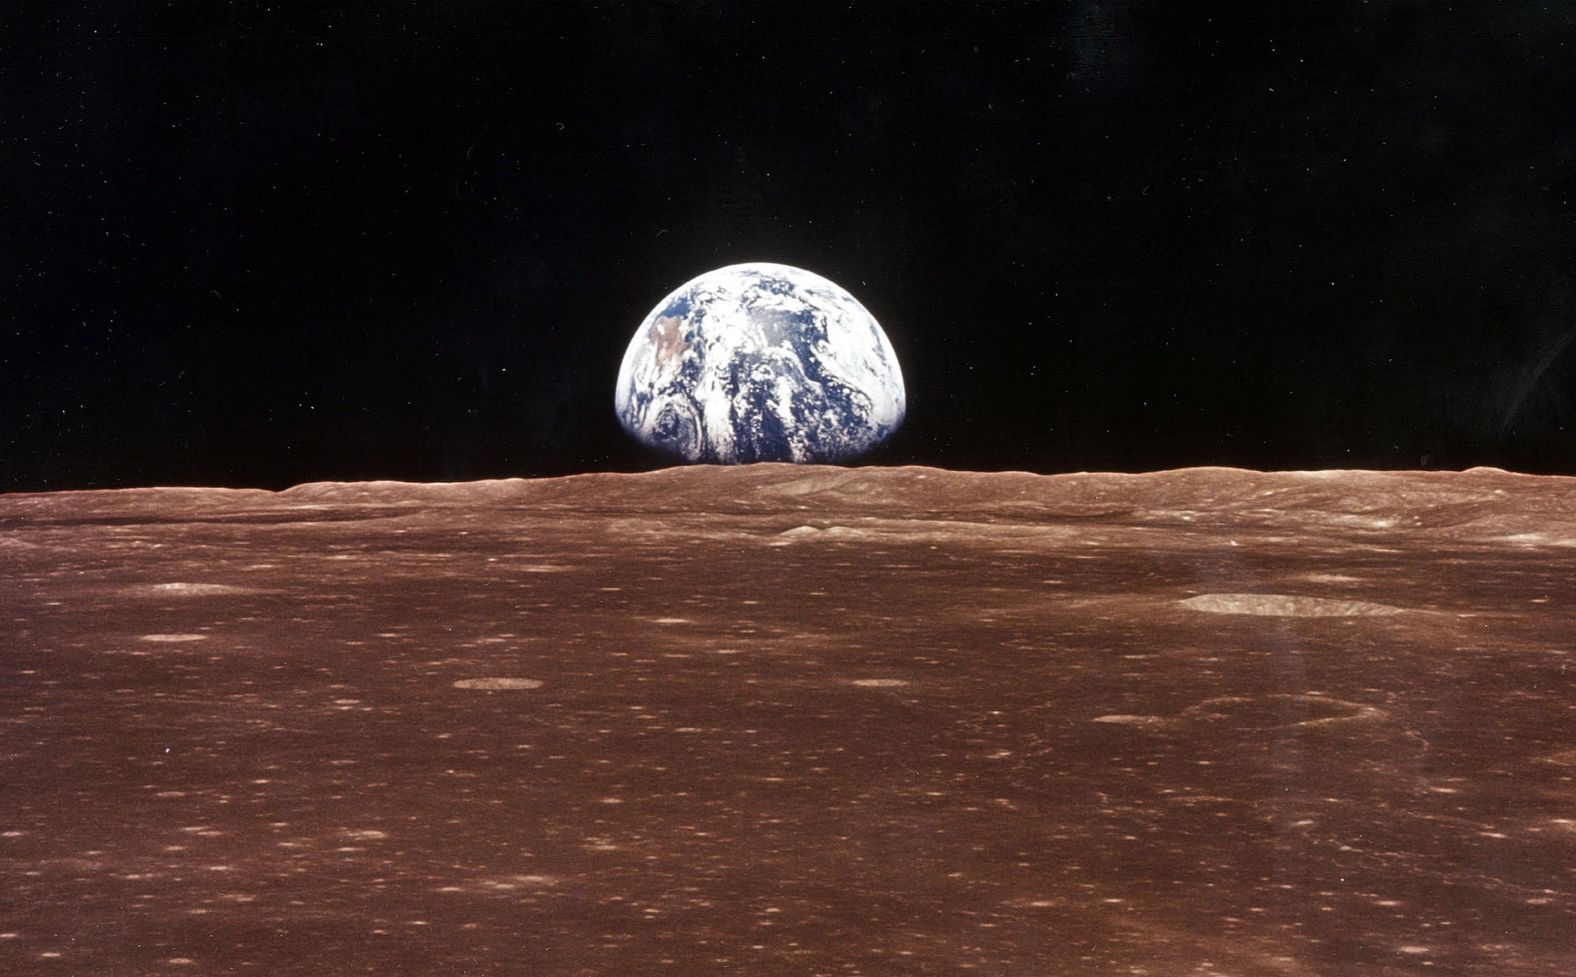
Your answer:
[2,464,1574,976]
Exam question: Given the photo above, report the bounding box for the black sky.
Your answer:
[5,2,1575,490]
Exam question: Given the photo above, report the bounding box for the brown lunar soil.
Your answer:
[2,464,1575,976]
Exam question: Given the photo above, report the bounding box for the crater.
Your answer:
[1094,695,1386,733]
[1180,593,1404,617]
[1536,747,1576,768]
[133,583,255,597]
[452,678,544,690]
[1184,694,1385,730]
[1299,573,1363,584]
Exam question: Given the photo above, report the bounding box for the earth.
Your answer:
[615,263,906,463]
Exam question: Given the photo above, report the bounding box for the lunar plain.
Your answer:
[2,464,1574,976]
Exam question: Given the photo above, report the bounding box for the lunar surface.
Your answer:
[3,465,1574,975]
[615,263,905,463]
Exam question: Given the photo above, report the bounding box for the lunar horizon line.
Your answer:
[2,461,1560,499]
